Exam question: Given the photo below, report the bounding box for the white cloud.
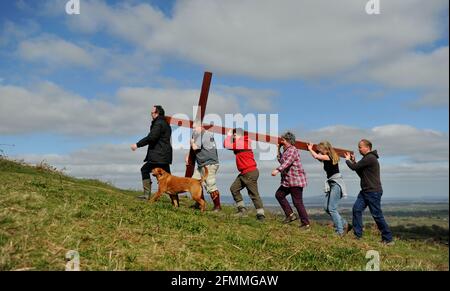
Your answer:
[216,85,278,112]
[41,0,448,108]
[0,16,162,84]
[153,0,446,78]
[54,0,444,75]
[54,0,166,42]
[17,36,95,68]
[0,81,242,136]
[364,46,449,107]
[79,44,162,84]
[14,33,161,83]
[0,20,40,47]
[299,124,449,163]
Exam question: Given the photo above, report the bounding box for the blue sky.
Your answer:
[1,0,448,199]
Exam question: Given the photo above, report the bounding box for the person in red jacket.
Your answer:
[224,128,265,221]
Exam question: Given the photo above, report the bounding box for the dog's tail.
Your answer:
[200,166,209,183]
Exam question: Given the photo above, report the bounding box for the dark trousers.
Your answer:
[141,162,171,181]
[352,191,393,242]
[275,186,310,226]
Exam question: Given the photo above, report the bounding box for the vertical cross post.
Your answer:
[185,72,213,177]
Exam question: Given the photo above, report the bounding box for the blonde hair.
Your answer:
[317,141,339,165]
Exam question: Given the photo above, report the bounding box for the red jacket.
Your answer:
[224,135,257,175]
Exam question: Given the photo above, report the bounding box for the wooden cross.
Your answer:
[165,72,353,177]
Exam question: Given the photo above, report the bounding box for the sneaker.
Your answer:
[344,223,353,234]
[136,194,149,200]
[299,224,311,231]
[234,206,248,217]
[381,240,395,246]
[282,213,298,224]
[256,214,266,222]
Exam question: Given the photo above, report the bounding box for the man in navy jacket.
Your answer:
[131,105,173,200]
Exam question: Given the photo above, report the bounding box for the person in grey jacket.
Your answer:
[185,121,222,211]
[344,139,393,245]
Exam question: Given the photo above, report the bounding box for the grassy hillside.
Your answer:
[0,157,448,271]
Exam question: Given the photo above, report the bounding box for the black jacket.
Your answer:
[136,116,173,164]
[346,150,383,193]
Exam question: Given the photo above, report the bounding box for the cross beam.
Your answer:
[166,116,353,158]
[174,72,353,178]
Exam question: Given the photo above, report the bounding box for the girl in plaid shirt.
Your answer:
[272,132,310,229]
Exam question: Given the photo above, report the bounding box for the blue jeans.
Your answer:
[352,191,393,242]
[324,182,347,235]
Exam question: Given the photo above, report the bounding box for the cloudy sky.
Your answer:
[0,0,448,200]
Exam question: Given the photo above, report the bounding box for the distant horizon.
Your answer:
[177,192,450,206]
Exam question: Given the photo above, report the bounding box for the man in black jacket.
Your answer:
[345,139,393,245]
[131,105,173,201]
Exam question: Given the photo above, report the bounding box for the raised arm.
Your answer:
[345,153,372,171]
[223,129,235,150]
[307,143,330,161]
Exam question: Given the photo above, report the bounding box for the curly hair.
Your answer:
[281,131,296,145]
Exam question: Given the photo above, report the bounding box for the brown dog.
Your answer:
[150,167,208,211]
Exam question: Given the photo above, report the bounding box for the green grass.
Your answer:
[0,157,448,271]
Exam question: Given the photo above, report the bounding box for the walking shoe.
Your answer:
[136,194,149,200]
[344,223,353,234]
[234,206,248,217]
[282,213,298,224]
[299,224,311,231]
[256,214,266,222]
[381,240,395,246]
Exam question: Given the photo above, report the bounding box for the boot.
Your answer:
[137,179,151,200]
[210,190,222,212]
[234,206,248,217]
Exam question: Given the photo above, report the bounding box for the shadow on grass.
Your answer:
[390,224,449,244]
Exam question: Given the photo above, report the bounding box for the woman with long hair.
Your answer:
[308,141,350,236]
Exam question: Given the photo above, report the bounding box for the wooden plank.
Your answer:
[166,115,353,157]
[184,72,213,177]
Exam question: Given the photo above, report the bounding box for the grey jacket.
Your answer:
[346,150,383,193]
[324,173,348,198]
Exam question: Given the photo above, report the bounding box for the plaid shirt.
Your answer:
[277,145,307,188]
